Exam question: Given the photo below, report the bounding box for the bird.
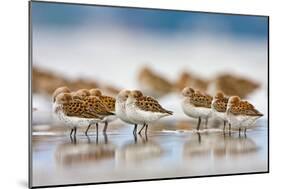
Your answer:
[89,88,116,133]
[211,91,230,132]
[53,92,103,137]
[226,96,263,135]
[137,66,174,98]
[126,90,173,135]
[181,87,213,131]
[115,89,139,134]
[73,89,114,135]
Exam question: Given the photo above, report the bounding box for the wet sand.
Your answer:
[32,120,268,187]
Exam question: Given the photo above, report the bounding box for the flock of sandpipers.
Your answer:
[52,86,263,138]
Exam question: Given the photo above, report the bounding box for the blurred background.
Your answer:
[32,2,268,123]
[31,2,268,187]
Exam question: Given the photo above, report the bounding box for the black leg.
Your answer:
[228,123,231,135]
[85,124,91,136]
[244,128,247,137]
[196,117,201,131]
[223,121,226,132]
[145,124,148,135]
[138,124,146,134]
[103,121,108,133]
[96,123,99,136]
[73,127,77,137]
[70,128,74,137]
[133,124,137,135]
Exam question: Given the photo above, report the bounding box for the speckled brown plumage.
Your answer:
[136,96,173,114]
[229,97,263,116]
[71,94,114,117]
[190,91,213,108]
[98,96,116,112]
[230,101,262,116]
[213,92,229,112]
[61,98,101,119]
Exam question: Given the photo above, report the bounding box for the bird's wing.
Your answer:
[101,96,116,112]
[136,96,173,114]
[190,93,212,108]
[62,99,100,118]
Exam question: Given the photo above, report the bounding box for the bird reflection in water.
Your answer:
[184,132,258,159]
[55,133,115,167]
[115,133,163,165]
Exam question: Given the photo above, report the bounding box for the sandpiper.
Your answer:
[53,92,103,137]
[211,91,230,132]
[226,96,263,135]
[73,89,114,135]
[115,90,139,134]
[89,88,116,133]
[181,87,213,131]
[126,90,173,134]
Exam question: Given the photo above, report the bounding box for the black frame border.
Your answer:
[28,1,270,188]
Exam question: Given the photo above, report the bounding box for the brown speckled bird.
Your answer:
[89,88,116,133]
[181,87,213,130]
[226,96,263,135]
[73,89,114,135]
[53,92,104,137]
[126,90,173,135]
[211,91,230,131]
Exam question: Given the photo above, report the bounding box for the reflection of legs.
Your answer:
[85,124,91,135]
[133,124,137,135]
[205,117,208,129]
[138,124,146,134]
[196,117,201,131]
[244,128,247,137]
[197,132,201,143]
[103,121,108,133]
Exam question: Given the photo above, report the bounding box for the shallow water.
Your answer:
[32,120,268,187]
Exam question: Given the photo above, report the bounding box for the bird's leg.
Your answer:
[244,128,247,137]
[145,124,148,135]
[73,127,77,137]
[228,123,232,136]
[103,133,108,144]
[133,124,137,135]
[85,124,91,136]
[96,123,99,136]
[223,121,226,132]
[239,128,241,137]
[138,124,146,134]
[103,121,108,133]
[70,128,74,137]
[196,117,201,131]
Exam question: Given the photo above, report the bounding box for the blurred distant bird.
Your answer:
[211,91,230,131]
[226,96,263,135]
[181,87,213,131]
[175,71,209,92]
[138,66,174,98]
[115,90,139,134]
[126,90,173,134]
[89,88,116,133]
